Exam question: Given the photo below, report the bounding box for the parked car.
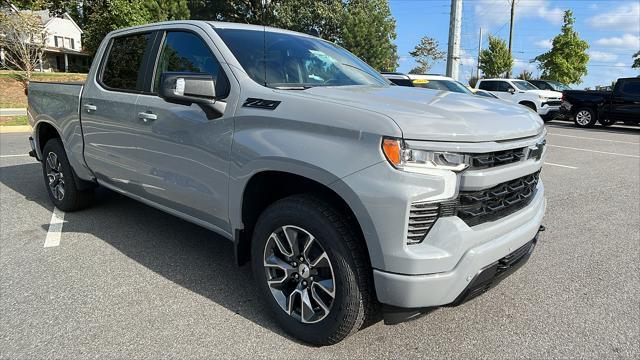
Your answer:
[561,77,640,128]
[476,78,562,121]
[27,21,547,345]
[382,73,475,95]
[529,79,572,92]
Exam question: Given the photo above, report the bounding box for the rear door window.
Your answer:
[101,33,152,91]
[478,81,497,91]
[152,31,229,97]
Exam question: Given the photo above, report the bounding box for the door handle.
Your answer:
[137,111,157,123]
[83,104,97,112]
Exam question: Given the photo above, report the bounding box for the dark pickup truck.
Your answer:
[561,77,640,128]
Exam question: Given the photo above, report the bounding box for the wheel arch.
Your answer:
[232,168,379,270]
[518,100,537,111]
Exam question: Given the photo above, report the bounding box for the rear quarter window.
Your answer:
[101,33,151,91]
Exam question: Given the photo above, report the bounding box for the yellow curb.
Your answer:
[0,125,32,133]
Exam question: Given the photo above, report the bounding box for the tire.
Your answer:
[541,113,555,123]
[41,138,93,211]
[250,194,374,345]
[599,118,616,127]
[574,108,597,128]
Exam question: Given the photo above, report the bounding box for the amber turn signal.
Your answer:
[382,138,402,167]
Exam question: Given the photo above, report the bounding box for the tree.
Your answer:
[633,50,640,69]
[517,70,533,80]
[478,35,513,78]
[340,0,398,71]
[408,36,444,74]
[533,10,589,84]
[83,0,152,56]
[145,0,190,21]
[0,10,47,88]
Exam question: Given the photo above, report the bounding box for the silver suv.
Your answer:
[27,21,547,345]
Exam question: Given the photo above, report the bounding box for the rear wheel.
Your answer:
[41,139,93,211]
[574,108,597,128]
[251,194,374,345]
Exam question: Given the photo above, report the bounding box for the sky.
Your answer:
[389,0,640,88]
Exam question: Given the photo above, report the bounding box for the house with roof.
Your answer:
[1,2,90,72]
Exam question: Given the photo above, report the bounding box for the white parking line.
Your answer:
[547,145,640,158]
[44,207,65,248]
[547,133,640,145]
[544,162,578,169]
[0,154,29,158]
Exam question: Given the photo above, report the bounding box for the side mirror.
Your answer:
[507,88,516,94]
[159,72,216,105]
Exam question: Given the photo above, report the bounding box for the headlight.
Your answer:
[382,138,469,173]
[538,95,548,101]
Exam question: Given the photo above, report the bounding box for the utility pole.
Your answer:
[446,0,462,80]
[507,0,515,77]
[476,27,482,80]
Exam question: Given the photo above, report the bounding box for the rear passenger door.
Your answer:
[132,27,239,232]
[82,31,155,194]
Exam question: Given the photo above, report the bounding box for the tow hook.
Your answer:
[539,225,546,232]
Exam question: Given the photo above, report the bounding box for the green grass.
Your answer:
[0,115,28,126]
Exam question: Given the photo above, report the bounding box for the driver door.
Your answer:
[131,27,239,232]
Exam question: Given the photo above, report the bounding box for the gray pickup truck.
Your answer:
[28,21,547,345]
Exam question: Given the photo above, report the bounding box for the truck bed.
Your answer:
[28,81,90,180]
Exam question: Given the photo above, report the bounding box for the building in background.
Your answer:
[1,1,89,72]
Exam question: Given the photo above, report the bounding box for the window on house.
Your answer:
[54,36,63,47]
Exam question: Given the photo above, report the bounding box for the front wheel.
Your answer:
[574,108,597,128]
[251,194,375,345]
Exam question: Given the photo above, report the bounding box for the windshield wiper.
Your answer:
[273,85,313,90]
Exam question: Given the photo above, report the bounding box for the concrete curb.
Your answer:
[0,125,32,133]
[0,108,27,116]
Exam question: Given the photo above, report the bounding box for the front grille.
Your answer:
[545,100,562,106]
[456,171,540,226]
[406,172,540,244]
[469,148,526,169]
[407,203,440,245]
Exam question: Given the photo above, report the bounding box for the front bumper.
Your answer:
[372,186,545,308]
[538,103,561,116]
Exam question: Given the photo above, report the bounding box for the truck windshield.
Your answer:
[512,80,539,91]
[413,79,473,94]
[213,27,389,89]
[548,81,572,91]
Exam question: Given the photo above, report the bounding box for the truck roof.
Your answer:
[108,20,318,40]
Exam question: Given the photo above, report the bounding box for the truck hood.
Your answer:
[527,89,562,98]
[299,86,544,142]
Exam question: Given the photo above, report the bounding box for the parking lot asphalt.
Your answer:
[1,121,639,359]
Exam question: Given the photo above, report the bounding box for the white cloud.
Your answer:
[614,62,627,67]
[473,0,564,29]
[459,49,476,66]
[587,3,640,32]
[513,58,537,74]
[595,34,640,50]
[535,39,552,49]
[588,51,618,62]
